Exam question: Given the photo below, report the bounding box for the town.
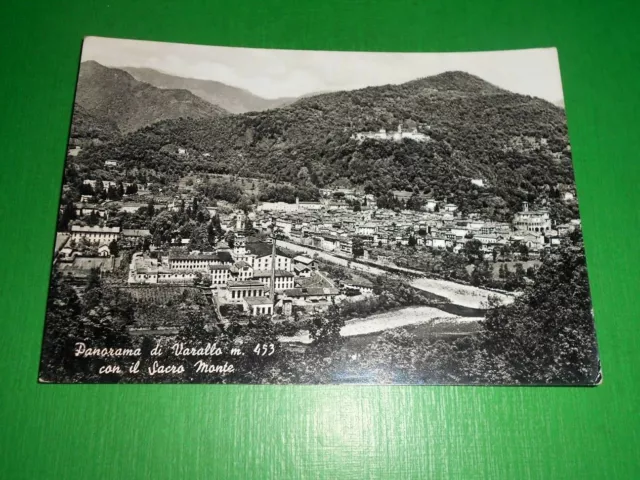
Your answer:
[53,169,581,328]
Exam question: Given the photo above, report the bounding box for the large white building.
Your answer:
[513,202,552,233]
[70,225,120,244]
[351,124,430,143]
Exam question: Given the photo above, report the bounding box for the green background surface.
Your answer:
[1,0,639,478]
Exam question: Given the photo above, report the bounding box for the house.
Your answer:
[470,179,485,187]
[68,146,82,157]
[70,225,120,244]
[105,160,118,167]
[242,297,274,316]
[97,244,111,257]
[342,277,374,294]
[292,255,316,277]
[80,195,93,203]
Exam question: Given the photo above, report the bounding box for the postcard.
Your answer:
[39,37,601,384]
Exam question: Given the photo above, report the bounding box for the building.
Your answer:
[253,270,295,291]
[128,253,159,284]
[242,297,273,316]
[229,260,253,282]
[70,225,120,244]
[119,203,148,214]
[210,264,231,286]
[342,277,374,294]
[74,203,107,218]
[168,253,232,271]
[246,243,292,271]
[282,287,340,305]
[105,160,118,167]
[227,280,267,303]
[97,244,111,257]
[356,224,377,236]
[470,179,485,187]
[351,124,430,143]
[122,229,151,240]
[292,255,316,277]
[513,202,552,233]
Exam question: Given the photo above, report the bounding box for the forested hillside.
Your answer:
[70,71,577,221]
[75,61,227,133]
[69,103,121,145]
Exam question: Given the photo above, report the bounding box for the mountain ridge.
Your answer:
[75,61,227,133]
[121,66,297,113]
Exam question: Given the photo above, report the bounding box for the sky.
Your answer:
[81,36,565,102]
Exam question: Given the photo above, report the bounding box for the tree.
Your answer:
[308,300,344,355]
[408,235,417,247]
[462,239,483,264]
[108,239,119,257]
[481,229,599,384]
[147,200,155,218]
[225,230,236,249]
[518,243,530,261]
[492,246,499,263]
[352,237,364,258]
[353,201,361,212]
[58,199,77,231]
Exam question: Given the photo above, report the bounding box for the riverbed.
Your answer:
[280,306,483,344]
[410,277,514,309]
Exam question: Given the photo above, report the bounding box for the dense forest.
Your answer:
[69,103,121,145]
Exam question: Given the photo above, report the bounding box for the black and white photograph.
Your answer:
[40,37,601,385]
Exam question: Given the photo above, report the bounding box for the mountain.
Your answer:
[71,71,577,222]
[121,67,296,114]
[74,61,227,133]
[69,103,120,145]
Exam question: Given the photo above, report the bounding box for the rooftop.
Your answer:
[292,255,314,265]
[243,296,273,306]
[122,229,151,237]
[253,270,295,278]
[70,225,120,233]
[228,280,266,288]
[283,287,339,297]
